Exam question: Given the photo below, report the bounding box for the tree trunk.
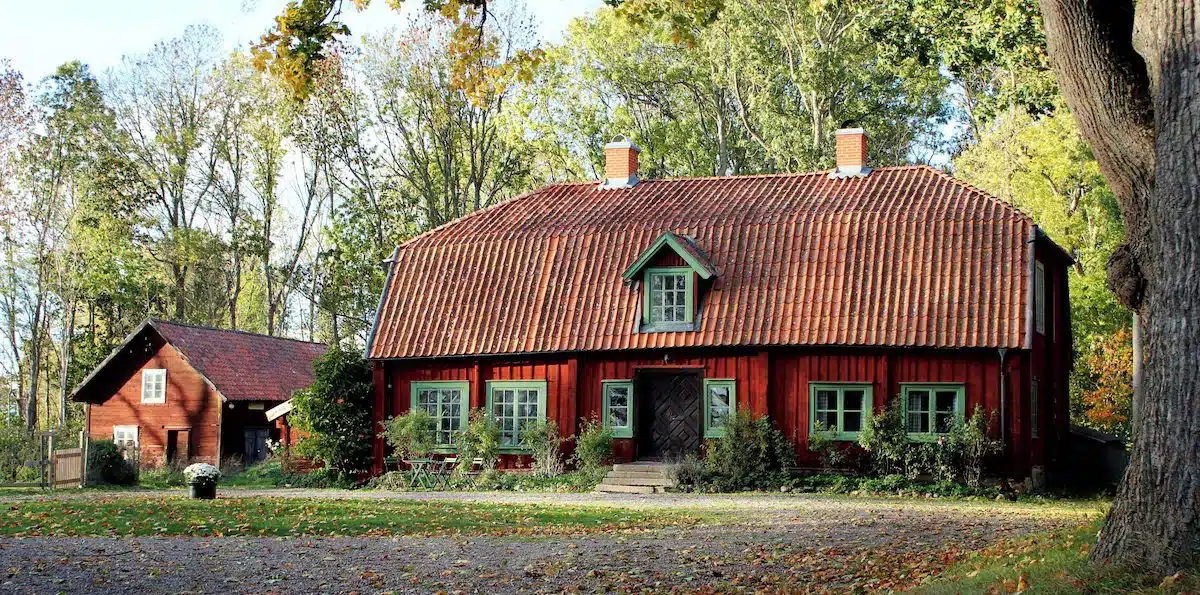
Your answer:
[58,297,75,428]
[1040,0,1200,573]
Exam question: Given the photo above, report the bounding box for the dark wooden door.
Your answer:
[637,372,701,459]
[244,428,269,464]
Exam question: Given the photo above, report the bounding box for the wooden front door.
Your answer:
[637,371,702,459]
[244,428,269,464]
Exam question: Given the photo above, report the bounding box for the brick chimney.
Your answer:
[601,135,640,189]
[831,126,872,178]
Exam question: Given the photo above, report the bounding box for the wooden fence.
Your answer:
[48,432,87,489]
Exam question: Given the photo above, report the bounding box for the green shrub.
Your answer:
[571,417,613,477]
[288,467,356,489]
[475,470,601,492]
[666,453,706,491]
[455,409,500,473]
[381,409,436,460]
[139,460,188,488]
[953,405,1003,488]
[857,398,909,476]
[291,347,374,475]
[87,440,137,485]
[364,471,410,491]
[0,418,38,483]
[704,412,795,491]
[806,421,850,470]
[521,420,565,477]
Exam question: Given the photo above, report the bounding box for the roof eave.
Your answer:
[621,232,718,281]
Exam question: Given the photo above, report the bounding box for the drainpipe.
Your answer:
[998,348,1009,456]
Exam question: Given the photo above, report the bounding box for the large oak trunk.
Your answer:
[1041,0,1200,573]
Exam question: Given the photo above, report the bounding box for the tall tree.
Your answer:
[1038,0,1200,573]
[106,25,224,321]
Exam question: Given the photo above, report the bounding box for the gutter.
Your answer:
[363,247,400,360]
[1024,225,1038,350]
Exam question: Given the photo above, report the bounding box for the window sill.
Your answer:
[610,430,633,439]
[639,322,697,333]
[813,432,861,442]
[906,433,953,442]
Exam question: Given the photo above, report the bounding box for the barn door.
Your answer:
[637,371,701,459]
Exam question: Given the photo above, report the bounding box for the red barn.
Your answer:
[72,319,326,467]
[365,129,1072,485]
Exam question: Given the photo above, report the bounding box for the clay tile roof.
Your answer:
[150,320,327,401]
[367,165,1036,359]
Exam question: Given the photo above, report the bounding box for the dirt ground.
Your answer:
[0,490,1100,594]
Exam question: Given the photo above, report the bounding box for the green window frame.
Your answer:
[410,381,469,450]
[809,383,872,441]
[901,383,966,439]
[602,380,634,438]
[703,379,736,438]
[643,267,694,326]
[486,380,548,451]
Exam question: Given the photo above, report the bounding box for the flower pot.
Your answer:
[189,482,217,499]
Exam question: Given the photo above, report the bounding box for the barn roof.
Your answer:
[72,319,327,402]
[367,166,1042,360]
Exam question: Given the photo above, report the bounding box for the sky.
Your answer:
[0,0,605,83]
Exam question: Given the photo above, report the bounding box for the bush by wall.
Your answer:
[704,411,795,491]
[290,347,374,475]
[571,417,613,478]
[521,420,565,477]
[381,409,436,459]
[455,409,500,473]
[86,440,137,485]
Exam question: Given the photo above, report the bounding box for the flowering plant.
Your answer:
[183,463,222,487]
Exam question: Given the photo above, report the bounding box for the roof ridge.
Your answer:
[149,318,326,346]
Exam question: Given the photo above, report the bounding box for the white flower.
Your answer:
[184,463,222,484]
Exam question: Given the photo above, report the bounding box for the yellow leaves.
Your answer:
[1160,571,1185,588]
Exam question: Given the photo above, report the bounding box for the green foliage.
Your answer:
[521,420,565,478]
[86,440,137,486]
[0,418,38,483]
[472,470,603,493]
[138,461,188,488]
[571,417,613,477]
[290,347,374,474]
[857,399,910,476]
[806,421,850,471]
[381,409,436,460]
[455,409,501,473]
[666,453,706,492]
[704,412,795,491]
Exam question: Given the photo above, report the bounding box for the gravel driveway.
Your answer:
[0,490,1099,594]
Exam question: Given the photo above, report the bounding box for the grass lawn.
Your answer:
[916,521,1198,594]
[0,496,704,538]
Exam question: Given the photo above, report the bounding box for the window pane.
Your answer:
[651,275,663,290]
[935,412,955,433]
[934,391,958,414]
[908,390,930,413]
[817,411,838,431]
[815,389,837,412]
[843,390,864,412]
[609,407,628,427]
[709,386,730,408]
[843,411,862,433]
[908,411,929,433]
[609,387,628,407]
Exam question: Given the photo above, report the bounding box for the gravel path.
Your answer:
[0,490,1100,594]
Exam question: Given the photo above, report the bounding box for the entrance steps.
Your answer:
[595,461,677,494]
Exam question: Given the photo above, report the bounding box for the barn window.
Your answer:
[602,380,634,438]
[703,379,736,438]
[809,383,872,440]
[411,381,469,448]
[113,425,138,450]
[901,384,965,438]
[486,380,547,450]
[141,369,166,404]
[645,267,693,325]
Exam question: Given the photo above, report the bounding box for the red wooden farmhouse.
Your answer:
[72,319,326,466]
[365,128,1072,483]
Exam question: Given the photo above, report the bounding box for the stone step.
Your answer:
[601,475,675,487]
[595,483,661,494]
[605,469,671,479]
[612,463,671,473]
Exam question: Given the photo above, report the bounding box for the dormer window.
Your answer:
[623,231,719,332]
[646,268,693,324]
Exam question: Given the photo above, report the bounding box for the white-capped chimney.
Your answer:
[601,135,640,189]
[830,125,872,178]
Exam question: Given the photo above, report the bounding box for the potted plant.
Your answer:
[183,463,221,499]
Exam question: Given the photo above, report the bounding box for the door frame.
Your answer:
[633,367,704,460]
